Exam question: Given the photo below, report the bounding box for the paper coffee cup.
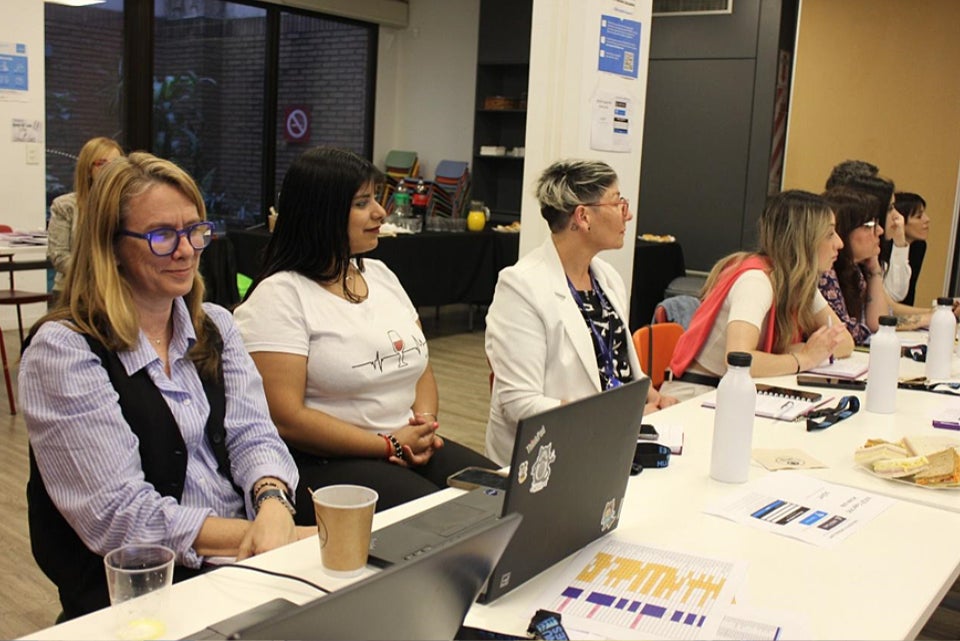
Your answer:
[312,485,378,577]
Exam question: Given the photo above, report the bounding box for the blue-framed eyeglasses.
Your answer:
[118,221,214,257]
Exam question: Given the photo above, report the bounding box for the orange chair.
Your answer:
[631,322,684,389]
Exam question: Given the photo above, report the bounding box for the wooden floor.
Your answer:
[1,308,958,639]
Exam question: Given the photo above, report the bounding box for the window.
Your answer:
[154,1,267,227]
[44,0,124,207]
[274,12,375,197]
[45,0,376,227]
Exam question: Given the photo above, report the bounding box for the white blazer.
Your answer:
[484,237,644,465]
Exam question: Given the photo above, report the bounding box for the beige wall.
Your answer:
[784,0,960,306]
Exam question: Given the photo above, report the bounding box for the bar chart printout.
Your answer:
[545,538,747,640]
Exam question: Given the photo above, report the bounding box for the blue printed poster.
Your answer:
[598,15,641,79]
[0,42,29,95]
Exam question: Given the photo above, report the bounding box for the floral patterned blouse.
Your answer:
[818,268,872,345]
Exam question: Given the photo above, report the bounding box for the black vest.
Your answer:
[26,330,234,621]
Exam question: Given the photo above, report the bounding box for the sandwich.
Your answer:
[855,442,910,466]
[913,448,960,487]
[871,455,930,479]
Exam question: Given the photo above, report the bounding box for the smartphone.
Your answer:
[447,466,509,491]
[796,374,867,391]
[637,424,659,441]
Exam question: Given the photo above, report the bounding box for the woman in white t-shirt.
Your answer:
[234,147,493,521]
[662,190,854,401]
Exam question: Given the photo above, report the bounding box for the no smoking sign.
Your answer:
[283,106,311,143]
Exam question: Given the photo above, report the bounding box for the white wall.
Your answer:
[372,0,479,178]
[520,0,653,294]
[1,0,46,327]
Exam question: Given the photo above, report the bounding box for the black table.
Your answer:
[629,240,686,331]
[229,227,520,311]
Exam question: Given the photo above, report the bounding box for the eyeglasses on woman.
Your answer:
[118,221,214,257]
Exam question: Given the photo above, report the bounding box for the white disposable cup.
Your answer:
[103,544,175,640]
[312,485,378,578]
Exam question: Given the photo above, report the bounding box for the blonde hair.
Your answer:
[535,159,618,232]
[38,151,219,380]
[74,137,123,219]
[702,190,832,353]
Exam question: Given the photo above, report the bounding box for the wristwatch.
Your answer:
[254,487,296,516]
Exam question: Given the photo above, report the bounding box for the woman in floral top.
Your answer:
[818,188,889,345]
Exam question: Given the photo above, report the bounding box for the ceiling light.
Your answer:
[45,0,106,6]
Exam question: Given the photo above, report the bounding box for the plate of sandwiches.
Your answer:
[854,435,960,489]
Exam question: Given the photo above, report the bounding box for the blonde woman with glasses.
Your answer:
[47,136,123,306]
[22,152,305,620]
[484,159,676,466]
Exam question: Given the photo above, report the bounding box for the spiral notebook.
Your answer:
[806,359,868,379]
[701,384,833,421]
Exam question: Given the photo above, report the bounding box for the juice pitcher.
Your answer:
[467,201,490,232]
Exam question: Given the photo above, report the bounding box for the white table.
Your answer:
[22,346,960,641]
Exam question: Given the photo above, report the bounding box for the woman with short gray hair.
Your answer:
[483,159,676,466]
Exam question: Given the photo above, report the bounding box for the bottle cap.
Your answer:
[726,351,752,367]
[879,315,897,327]
[936,297,953,306]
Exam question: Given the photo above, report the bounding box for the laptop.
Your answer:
[368,377,649,603]
[186,513,521,641]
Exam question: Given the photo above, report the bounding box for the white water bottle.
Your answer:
[926,297,956,380]
[865,316,899,414]
[710,352,756,484]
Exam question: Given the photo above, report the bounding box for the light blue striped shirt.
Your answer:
[20,299,298,568]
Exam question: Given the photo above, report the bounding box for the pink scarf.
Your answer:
[669,255,776,377]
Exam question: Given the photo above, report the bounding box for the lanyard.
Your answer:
[805,395,860,431]
[566,273,622,390]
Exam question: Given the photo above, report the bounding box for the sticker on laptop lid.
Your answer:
[530,442,555,493]
[600,497,619,531]
[517,460,529,485]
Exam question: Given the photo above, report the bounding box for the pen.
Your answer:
[827,316,835,364]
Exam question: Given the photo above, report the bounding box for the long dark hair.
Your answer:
[894,192,926,218]
[822,187,881,322]
[246,147,383,300]
[843,173,894,227]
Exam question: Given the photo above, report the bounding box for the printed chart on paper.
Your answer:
[545,538,746,640]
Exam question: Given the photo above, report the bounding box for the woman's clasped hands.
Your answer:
[387,414,444,467]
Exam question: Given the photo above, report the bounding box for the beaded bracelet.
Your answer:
[250,479,284,504]
[380,433,403,459]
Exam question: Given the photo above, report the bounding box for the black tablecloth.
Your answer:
[629,240,686,331]
[229,228,520,308]
[227,228,681,327]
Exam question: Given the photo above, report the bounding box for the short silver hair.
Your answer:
[535,159,618,232]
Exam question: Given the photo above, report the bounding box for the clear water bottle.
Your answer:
[926,297,956,380]
[710,352,756,484]
[865,316,899,414]
[389,186,413,228]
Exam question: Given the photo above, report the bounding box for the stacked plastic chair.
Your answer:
[380,150,420,210]
[429,160,470,218]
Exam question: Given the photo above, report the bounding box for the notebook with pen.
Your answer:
[806,358,868,379]
[701,384,834,421]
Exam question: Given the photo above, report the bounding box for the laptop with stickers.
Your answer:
[368,377,648,603]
